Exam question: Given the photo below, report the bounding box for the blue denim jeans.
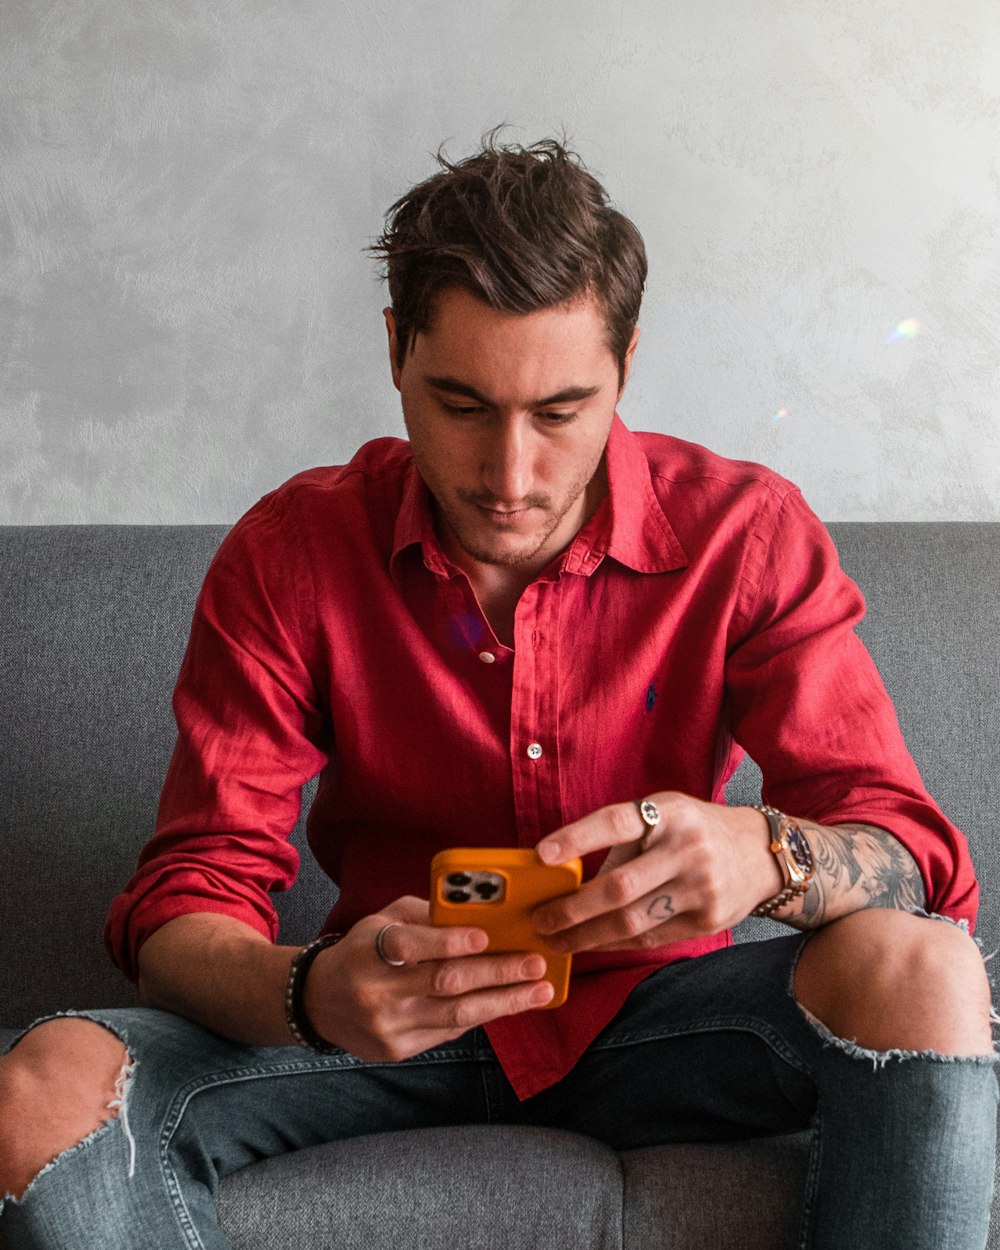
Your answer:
[1,935,996,1249]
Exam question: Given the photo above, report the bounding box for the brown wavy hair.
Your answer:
[369,131,647,385]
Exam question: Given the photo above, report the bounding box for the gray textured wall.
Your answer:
[2,0,998,524]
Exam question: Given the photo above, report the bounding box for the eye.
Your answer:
[538,411,576,425]
[441,402,485,417]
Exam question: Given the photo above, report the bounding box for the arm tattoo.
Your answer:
[646,895,675,922]
[789,822,926,930]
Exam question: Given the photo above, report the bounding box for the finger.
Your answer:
[423,951,548,1000]
[538,879,686,954]
[414,979,556,1039]
[592,901,733,950]
[536,796,672,866]
[368,900,490,965]
[373,920,492,966]
[534,842,679,936]
[379,950,552,1041]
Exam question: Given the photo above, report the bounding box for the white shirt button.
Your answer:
[478,651,496,664]
[526,742,543,760]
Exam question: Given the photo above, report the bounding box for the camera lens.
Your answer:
[446,873,473,887]
[445,890,471,903]
[475,882,500,899]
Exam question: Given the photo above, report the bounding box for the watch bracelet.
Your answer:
[285,933,344,1054]
[751,879,810,918]
[750,804,813,918]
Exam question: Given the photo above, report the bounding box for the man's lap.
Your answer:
[3,935,818,1172]
[520,934,818,1147]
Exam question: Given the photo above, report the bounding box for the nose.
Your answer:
[481,417,533,505]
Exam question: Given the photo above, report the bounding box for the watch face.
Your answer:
[786,823,813,874]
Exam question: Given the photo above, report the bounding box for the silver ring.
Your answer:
[374,923,407,967]
[637,799,661,831]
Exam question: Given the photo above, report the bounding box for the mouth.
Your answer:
[476,504,535,527]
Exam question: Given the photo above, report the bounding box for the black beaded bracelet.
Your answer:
[285,933,344,1054]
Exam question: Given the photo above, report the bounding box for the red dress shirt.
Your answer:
[105,417,979,1099]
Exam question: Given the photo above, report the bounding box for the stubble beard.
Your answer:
[442,471,596,569]
[442,499,560,568]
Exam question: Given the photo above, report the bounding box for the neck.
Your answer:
[464,564,533,649]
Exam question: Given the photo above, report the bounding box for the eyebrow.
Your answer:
[425,375,601,408]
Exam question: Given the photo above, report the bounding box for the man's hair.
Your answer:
[369,132,647,384]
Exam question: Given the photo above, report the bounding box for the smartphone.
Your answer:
[429,847,583,1009]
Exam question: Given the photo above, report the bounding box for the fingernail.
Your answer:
[534,911,556,934]
[538,841,560,864]
[521,957,545,978]
[531,983,554,1005]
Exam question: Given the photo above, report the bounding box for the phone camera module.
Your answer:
[439,869,506,906]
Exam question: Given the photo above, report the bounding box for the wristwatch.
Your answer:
[751,804,815,918]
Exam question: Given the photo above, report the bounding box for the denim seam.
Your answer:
[796,1106,822,1250]
[589,1016,814,1081]
[478,1053,496,1123]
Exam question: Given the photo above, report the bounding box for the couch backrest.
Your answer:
[1,523,996,1027]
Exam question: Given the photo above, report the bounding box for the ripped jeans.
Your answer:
[1,934,996,1250]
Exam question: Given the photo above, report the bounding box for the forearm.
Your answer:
[135,899,556,1065]
[136,912,299,1047]
[774,820,927,930]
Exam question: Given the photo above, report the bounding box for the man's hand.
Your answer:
[137,905,552,1060]
[531,793,928,951]
[531,793,783,953]
[305,896,553,1062]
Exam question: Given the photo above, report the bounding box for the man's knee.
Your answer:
[0,1017,132,1202]
[793,909,993,1057]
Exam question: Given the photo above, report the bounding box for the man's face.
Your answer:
[387,287,637,583]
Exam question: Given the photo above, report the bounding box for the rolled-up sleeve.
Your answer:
[725,488,979,929]
[104,494,330,982]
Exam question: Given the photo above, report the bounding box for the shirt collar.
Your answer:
[390,461,448,581]
[389,414,688,583]
[560,414,687,577]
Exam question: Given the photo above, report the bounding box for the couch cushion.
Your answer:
[218,1125,624,1250]
[621,1133,809,1249]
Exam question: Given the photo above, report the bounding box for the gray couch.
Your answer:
[0,522,996,1249]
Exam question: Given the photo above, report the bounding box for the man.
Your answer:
[0,136,995,1248]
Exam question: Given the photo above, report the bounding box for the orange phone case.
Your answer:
[430,848,583,1009]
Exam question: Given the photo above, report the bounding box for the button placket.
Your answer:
[508,582,565,847]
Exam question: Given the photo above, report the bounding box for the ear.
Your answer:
[618,326,641,398]
[384,308,402,391]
